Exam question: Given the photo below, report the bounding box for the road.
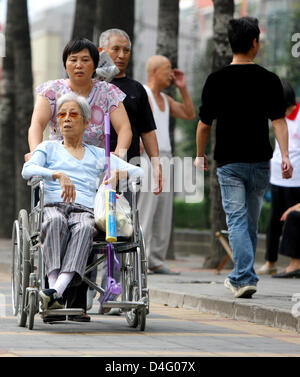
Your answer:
[1,270,300,360]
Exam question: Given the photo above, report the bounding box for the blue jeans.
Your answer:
[217,162,270,288]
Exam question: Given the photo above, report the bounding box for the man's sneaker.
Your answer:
[234,285,257,298]
[224,278,237,294]
[39,289,64,311]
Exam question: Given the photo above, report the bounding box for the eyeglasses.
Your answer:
[57,111,82,119]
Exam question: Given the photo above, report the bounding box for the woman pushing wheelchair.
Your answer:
[22,92,143,311]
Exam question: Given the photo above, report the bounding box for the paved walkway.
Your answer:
[1,238,300,333]
[149,254,300,333]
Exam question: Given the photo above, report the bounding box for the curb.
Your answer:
[149,288,300,333]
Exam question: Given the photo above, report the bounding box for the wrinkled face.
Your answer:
[155,59,173,88]
[104,35,131,76]
[58,101,87,137]
[65,48,95,81]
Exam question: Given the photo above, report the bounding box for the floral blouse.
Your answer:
[36,79,126,147]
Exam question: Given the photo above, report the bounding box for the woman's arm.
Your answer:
[281,203,300,221]
[22,149,76,203]
[22,150,54,180]
[28,96,52,153]
[110,102,132,158]
[109,152,144,181]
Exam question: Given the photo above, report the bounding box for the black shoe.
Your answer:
[43,315,66,324]
[68,313,91,322]
[39,289,64,310]
[272,269,300,278]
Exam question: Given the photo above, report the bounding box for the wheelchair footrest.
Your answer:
[102,301,146,310]
[42,308,85,316]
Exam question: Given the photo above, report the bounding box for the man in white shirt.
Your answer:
[139,55,195,274]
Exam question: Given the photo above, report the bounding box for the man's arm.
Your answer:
[272,117,293,179]
[141,130,159,159]
[167,69,195,120]
[110,102,133,158]
[141,130,162,194]
[194,120,211,171]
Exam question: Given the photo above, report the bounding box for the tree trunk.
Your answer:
[203,0,234,268]
[95,0,135,77]
[0,0,33,238]
[0,0,15,238]
[156,0,180,260]
[13,0,33,214]
[72,0,97,42]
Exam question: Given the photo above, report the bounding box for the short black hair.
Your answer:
[228,17,260,54]
[62,37,99,75]
[281,80,296,108]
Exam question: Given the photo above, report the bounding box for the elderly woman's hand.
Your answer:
[103,170,128,189]
[53,172,76,203]
[103,170,119,189]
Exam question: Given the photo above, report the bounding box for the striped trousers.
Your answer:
[41,202,95,286]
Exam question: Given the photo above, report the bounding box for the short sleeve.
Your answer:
[101,82,126,114]
[199,74,216,126]
[267,74,286,121]
[138,85,156,132]
[36,80,68,119]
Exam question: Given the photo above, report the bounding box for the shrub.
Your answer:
[174,199,271,233]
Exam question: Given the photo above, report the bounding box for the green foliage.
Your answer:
[174,199,271,234]
[258,201,271,234]
[285,2,300,97]
[174,199,210,230]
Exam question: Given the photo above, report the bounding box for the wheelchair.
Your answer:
[11,176,149,331]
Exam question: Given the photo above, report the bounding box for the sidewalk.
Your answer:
[149,254,300,333]
[1,238,300,333]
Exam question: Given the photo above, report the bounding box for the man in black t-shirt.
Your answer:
[194,17,293,299]
[96,29,163,314]
[98,28,162,185]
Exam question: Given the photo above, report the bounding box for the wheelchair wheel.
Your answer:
[138,307,146,331]
[11,220,21,316]
[27,291,37,330]
[17,209,31,328]
[139,227,149,315]
[124,253,138,328]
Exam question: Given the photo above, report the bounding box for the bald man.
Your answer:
[139,55,195,274]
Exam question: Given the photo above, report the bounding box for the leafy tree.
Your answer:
[95,0,135,77]
[72,0,97,41]
[0,0,15,237]
[203,0,234,268]
[13,0,33,213]
[0,0,33,237]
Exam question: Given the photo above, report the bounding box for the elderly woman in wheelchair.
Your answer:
[21,92,143,313]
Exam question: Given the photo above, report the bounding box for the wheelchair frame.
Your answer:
[11,176,149,331]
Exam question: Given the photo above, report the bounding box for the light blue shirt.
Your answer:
[22,141,144,209]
